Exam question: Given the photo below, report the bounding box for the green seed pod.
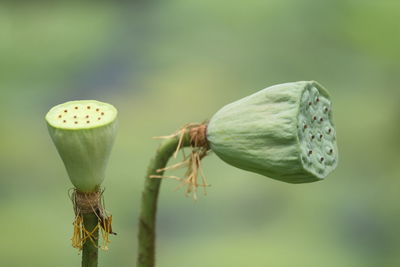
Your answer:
[46,100,118,192]
[207,81,338,183]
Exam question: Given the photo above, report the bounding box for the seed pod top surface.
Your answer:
[46,100,117,192]
[207,81,338,183]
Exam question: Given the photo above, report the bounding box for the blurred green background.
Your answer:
[1,0,399,266]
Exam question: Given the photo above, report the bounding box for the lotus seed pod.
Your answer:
[207,81,338,183]
[46,100,118,192]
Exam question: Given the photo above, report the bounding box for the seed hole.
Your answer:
[328,128,332,133]
[311,135,315,140]
[87,106,91,109]
[329,149,333,154]
[313,116,317,121]
[316,98,320,102]
[85,115,89,118]
[75,107,78,110]
[320,134,323,139]
[63,120,66,123]
[96,108,100,112]
[324,107,329,112]
[98,117,101,120]
[87,121,90,123]
[74,121,78,124]
[64,110,68,113]
[308,102,312,106]
[58,115,62,118]
[73,116,77,119]
[320,118,323,122]
[303,125,308,130]
[320,157,324,162]
[101,112,104,116]
[308,150,312,155]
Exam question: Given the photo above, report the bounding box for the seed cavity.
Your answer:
[73,116,77,119]
[64,110,68,113]
[320,157,324,162]
[101,112,105,116]
[75,106,78,110]
[316,97,320,102]
[96,108,100,112]
[311,135,315,140]
[87,121,90,123]
[319,118,323,122]
[74,121,78,124]
[85,115,89,118]
[58,115,62,118]
[63,120,66,123]
[308,150,312,155]
[87,106,91,109]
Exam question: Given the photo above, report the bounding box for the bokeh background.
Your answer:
[1,0,400,266]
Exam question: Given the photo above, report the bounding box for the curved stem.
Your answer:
[137,133,190,267]
[82,212,99,267]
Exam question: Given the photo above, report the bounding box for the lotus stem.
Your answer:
[82,213,99,267]
[137,133,191,267]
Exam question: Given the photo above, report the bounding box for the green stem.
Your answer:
[137,134,190,267]
[82,212,99,267]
